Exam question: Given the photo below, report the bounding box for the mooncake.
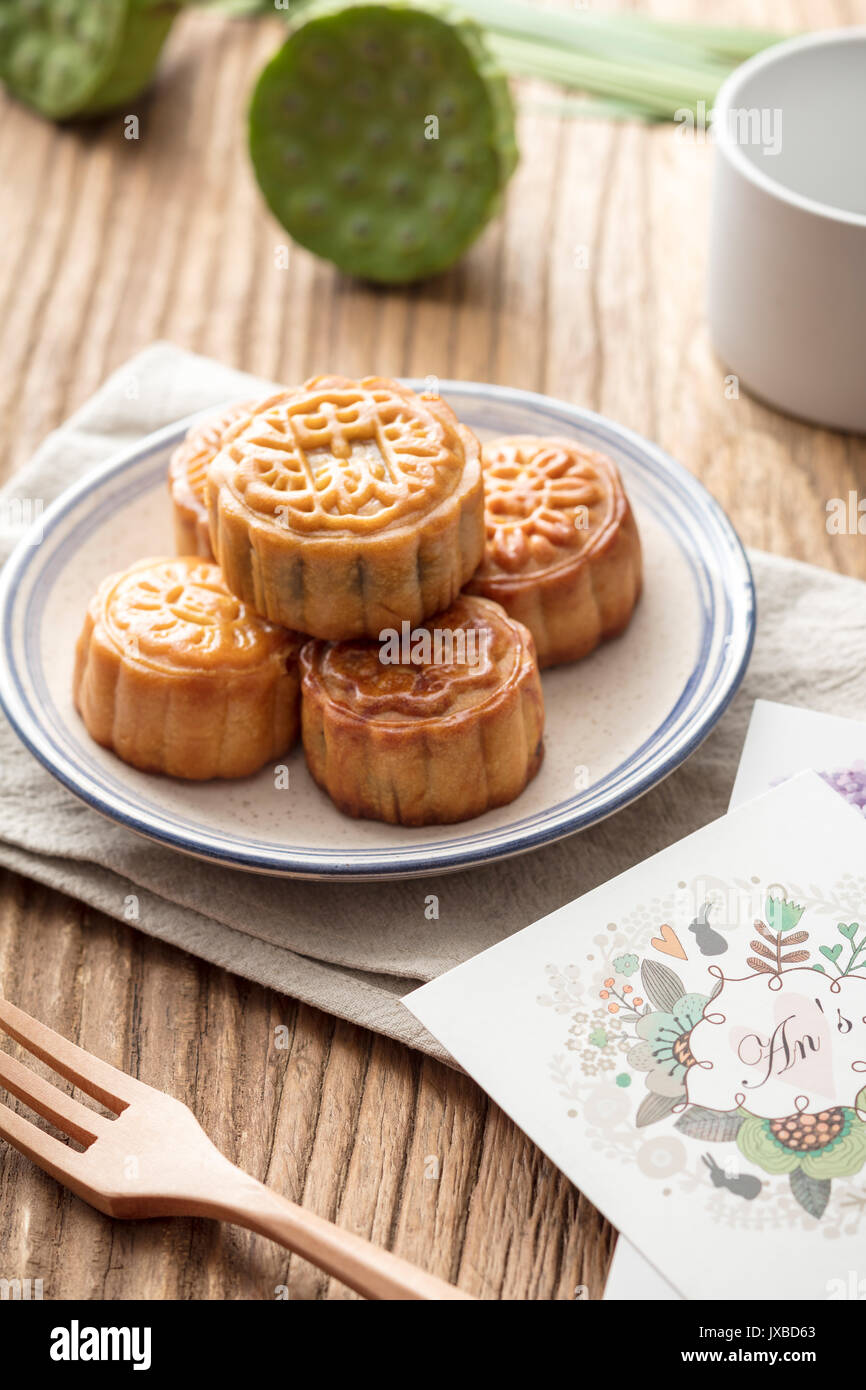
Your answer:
[207,375,485,640]
[300,594,544,825]
[467,436,642,668]
[74,557,301,780]
[168,401,254,559]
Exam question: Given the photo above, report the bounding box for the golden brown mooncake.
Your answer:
[300,594,544,826]
[73,557,301,780]
[466,435,642,668]
[168,401,255,559]
[206,375,485,640]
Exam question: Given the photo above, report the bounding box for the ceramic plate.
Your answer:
[0,382,754,879]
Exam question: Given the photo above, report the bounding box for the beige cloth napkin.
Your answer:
[1,344,864,1064]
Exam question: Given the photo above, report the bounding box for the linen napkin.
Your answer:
[1,343,864,1064]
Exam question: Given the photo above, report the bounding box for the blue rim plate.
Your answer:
[0,381,755,879]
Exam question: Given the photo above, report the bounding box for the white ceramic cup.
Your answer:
[708,28,866,432]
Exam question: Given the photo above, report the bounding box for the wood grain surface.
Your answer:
[0,1,863,1301]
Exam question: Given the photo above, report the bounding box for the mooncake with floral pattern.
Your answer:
[74,557,301,780]
[467,435,642,668]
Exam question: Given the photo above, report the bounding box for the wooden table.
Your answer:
[0,1,862,1301]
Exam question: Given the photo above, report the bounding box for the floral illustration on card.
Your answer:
[539,881,866,1225]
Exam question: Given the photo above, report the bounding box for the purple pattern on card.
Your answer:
[820,762,866,815]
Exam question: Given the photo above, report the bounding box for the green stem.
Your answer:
[455,0,733,78]
[842,936,866,976]
[489,34,723,117]
[520,93,662,123]
[601,13,789,63]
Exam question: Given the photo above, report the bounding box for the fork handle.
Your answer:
[200,1167,473,1300]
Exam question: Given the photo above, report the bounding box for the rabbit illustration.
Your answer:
[702,1153,762,1200]
[688,900,728,956]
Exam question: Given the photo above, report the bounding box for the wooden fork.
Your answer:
[0,997,472,1301]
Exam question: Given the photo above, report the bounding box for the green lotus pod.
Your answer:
[248,1,518,283]
[0,0,179,122]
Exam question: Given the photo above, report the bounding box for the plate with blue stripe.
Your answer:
[0,381,754,879]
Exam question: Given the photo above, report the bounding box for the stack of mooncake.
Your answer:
[74,376,641,825]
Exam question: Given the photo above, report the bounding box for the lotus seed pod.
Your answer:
[0,0,179,122]
[248,1,518,284]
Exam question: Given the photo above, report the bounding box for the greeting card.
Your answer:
[609,700,866,1299]
[405,771,866,1301]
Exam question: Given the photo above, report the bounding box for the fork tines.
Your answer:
[0,996,146,1176]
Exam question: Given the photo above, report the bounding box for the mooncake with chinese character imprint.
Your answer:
[299,594,543,825]
[206,376,485,640]
[168,401,255,559]
[466,436,642,668]
[73,557,301,780]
